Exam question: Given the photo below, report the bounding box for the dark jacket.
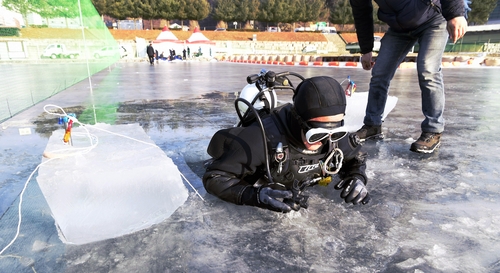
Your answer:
[146,44,155,57]
[203,104,367,207]
[350,0,466,54]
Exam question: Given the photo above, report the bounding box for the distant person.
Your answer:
[349,0,467,153]
[155,49,159,64]
[146,42,155,66]
[183,48,187,60]
[159,51,166,60]
[187,47,190,58]
[120,46,127,58]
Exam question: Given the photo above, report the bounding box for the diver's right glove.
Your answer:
[257,186,293,213]
[334,176,370,205]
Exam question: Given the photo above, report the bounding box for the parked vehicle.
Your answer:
[93,46,127,59]
[345,36,382,53]
[302,45,317,53]
[294,26,336,33]
[295,27,310,32]
[169,23,189,31]
[41,44,80,59]
[321,27,337,34]
[267,26,281,32]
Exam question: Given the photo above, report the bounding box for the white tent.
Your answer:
[155,26,179,41]
[186,27,215,58]
[187,27,212,43]
[153,26,185,58]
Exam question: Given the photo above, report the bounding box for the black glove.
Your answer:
[334,176,370,205]
[257,186,293,213]
[284,179,313,211]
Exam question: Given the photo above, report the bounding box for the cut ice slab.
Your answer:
[36,123,188,245]
[343,92,398,132]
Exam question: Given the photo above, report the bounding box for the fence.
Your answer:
[0,0,118,123]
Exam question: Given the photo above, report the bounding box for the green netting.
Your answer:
[0,0,119,123]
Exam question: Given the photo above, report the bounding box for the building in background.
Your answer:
[0,5,24,28]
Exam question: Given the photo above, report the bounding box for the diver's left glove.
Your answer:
[256,186,293,213]
[335,176,370,205]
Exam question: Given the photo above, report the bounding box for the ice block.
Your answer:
[37,123,188,245]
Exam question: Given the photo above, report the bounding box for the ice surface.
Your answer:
[344,92,398,132]
[36,123,188,245]
[1,64,500,272]
[0,126,47,216]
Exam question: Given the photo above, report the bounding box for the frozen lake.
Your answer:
[1,62,500,272]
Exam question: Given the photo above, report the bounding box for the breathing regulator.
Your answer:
[235,68,305,127]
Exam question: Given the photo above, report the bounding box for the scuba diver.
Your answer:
[203,74,371,213]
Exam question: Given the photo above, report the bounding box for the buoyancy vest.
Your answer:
[260,108,362,189]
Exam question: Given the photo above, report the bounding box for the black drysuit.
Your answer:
[203,104,368,208]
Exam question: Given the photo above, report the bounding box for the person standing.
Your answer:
[349,0,467,153]
[146,42,155,66]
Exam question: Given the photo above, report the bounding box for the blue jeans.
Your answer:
[365,14,448,133]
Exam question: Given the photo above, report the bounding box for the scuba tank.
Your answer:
[235,69,304,126]
[234,69,305,185]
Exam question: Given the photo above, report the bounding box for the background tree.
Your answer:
[176,0,189,28]
[42,0,83,28]
[325,0,337,11]
[104,0,130,20]
[91,0,108,16]
[287,0,328,30]
[185,0,210,29]
[467,0,497,25]
[258,0,291,27]
[212,0,259,29]
[233,0,261,29]
[329,0,353,31]
[243,0,260,29]
[276,0,297,29]
[212,0,237,28]
[123,0,148,28]
[142,0,172,29]
[141,0,158,29]
[301,0,328,22]
[3,0,101,28]
[157,0,178,23]
[288,0,304,29]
